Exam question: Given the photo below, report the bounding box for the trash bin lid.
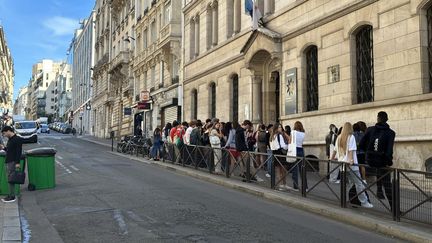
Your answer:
[25,147,57,156]
[0,151,25,158]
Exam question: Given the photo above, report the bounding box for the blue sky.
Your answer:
[0,0,94,100]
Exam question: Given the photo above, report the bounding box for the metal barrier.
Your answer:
[119,142,432,225]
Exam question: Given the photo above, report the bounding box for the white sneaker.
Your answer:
[277,185,287,191]
[265,173,271,178]
[255,176,264,182]
[362,180,367,185]
[283,185,293,190]
[361,202,373,208]
[335,180,340,184]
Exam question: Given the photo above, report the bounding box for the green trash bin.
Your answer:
[26,147,56,191]
[0,151,25,195]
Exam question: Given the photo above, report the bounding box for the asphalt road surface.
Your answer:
[18,133,397,243]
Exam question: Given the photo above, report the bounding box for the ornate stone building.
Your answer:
[92,0,112,138]
[133,0,182,136]
[108,0,136,138]
[0,26,14,115]
[183,0,432,170]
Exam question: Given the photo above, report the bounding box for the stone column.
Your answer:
[233,0,240,34]
[264,0,271,15]
[252,75,262,123]
[194,17,200,57]
[212,5,218,46]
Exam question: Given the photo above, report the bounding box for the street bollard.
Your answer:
[110,131,115,152]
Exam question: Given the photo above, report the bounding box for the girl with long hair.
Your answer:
[269,123,289,190]
[331,122,373,208]
[291,121,308,190]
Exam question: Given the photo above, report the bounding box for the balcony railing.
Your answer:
[109,51,130,73]
[94,53,109,71]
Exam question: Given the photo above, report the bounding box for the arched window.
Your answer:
[427,5,432,92]
[231,75,239,122]
[191,89,198,120]
[305,45,318,111]
[210,82,216,118]
[355,25,374,103]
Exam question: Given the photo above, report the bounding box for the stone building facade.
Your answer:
[133,0,182,136]
[0,26,14,115]
[183,0,432,171]
[72,14,95,134]
[29,60,62,120]
[92,0,112,138]
[108,0,136,138]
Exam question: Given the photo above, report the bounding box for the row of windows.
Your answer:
[190,24,375,120]
[189,0,275,60]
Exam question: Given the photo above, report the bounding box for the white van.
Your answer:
[14,121,38,143]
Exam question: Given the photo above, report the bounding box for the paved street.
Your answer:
[18,133,397,243]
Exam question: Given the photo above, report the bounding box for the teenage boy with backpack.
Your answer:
[359,111,395,207]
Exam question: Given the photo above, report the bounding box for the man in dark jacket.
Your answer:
[0,126,23,202]
[359,111,396,206]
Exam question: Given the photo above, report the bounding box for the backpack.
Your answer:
[258,131,267,143]
[201,132,210,146]
[190,128,201,145]
[365,129,391,167]
[235,128,248,152]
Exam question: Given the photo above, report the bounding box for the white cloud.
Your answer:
[43,16,78,36]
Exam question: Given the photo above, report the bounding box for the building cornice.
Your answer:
[281,0,378,41]
[183,53,243,85]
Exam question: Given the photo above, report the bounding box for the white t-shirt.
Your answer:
[334,135,359,171]
[184,126,193,145]
[293,131,305,148]
[270,134,288,151]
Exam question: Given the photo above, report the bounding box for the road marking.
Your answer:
[20,215,32,243]
[70,165,79,171]
[56,160,72,174]
[57,155,63,160]
[113,210,128,235]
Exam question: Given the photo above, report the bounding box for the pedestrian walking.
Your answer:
[359,111,396,205]
[255,124,267,169]
[0,126,23,203]
[331,122,373,208]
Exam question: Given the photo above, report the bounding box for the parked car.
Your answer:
[39,124,50,134]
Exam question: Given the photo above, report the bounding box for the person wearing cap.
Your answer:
[0,126,23,203]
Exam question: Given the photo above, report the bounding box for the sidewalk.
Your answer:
[80,136,432,243]
[0,199,22,243]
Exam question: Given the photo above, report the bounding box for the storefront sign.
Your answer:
[140,91,150,101]
[124,107,132,116]
[284,68,298,115]
[137,102,151,110]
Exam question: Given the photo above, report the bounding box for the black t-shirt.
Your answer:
[5,135,23,164]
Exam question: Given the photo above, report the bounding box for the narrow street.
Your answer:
[17,133,396,243]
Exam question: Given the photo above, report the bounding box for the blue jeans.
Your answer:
[266,149,273,172]
[292,147,308,189]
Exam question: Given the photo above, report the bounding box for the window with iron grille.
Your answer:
[210,82,216,119]
[191,89,198,120]
[232,75,239,122]
[305,46,318,111]
[427,6,432,92]
[356,25,374,103]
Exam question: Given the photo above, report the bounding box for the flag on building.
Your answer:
[245,0,253,16]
